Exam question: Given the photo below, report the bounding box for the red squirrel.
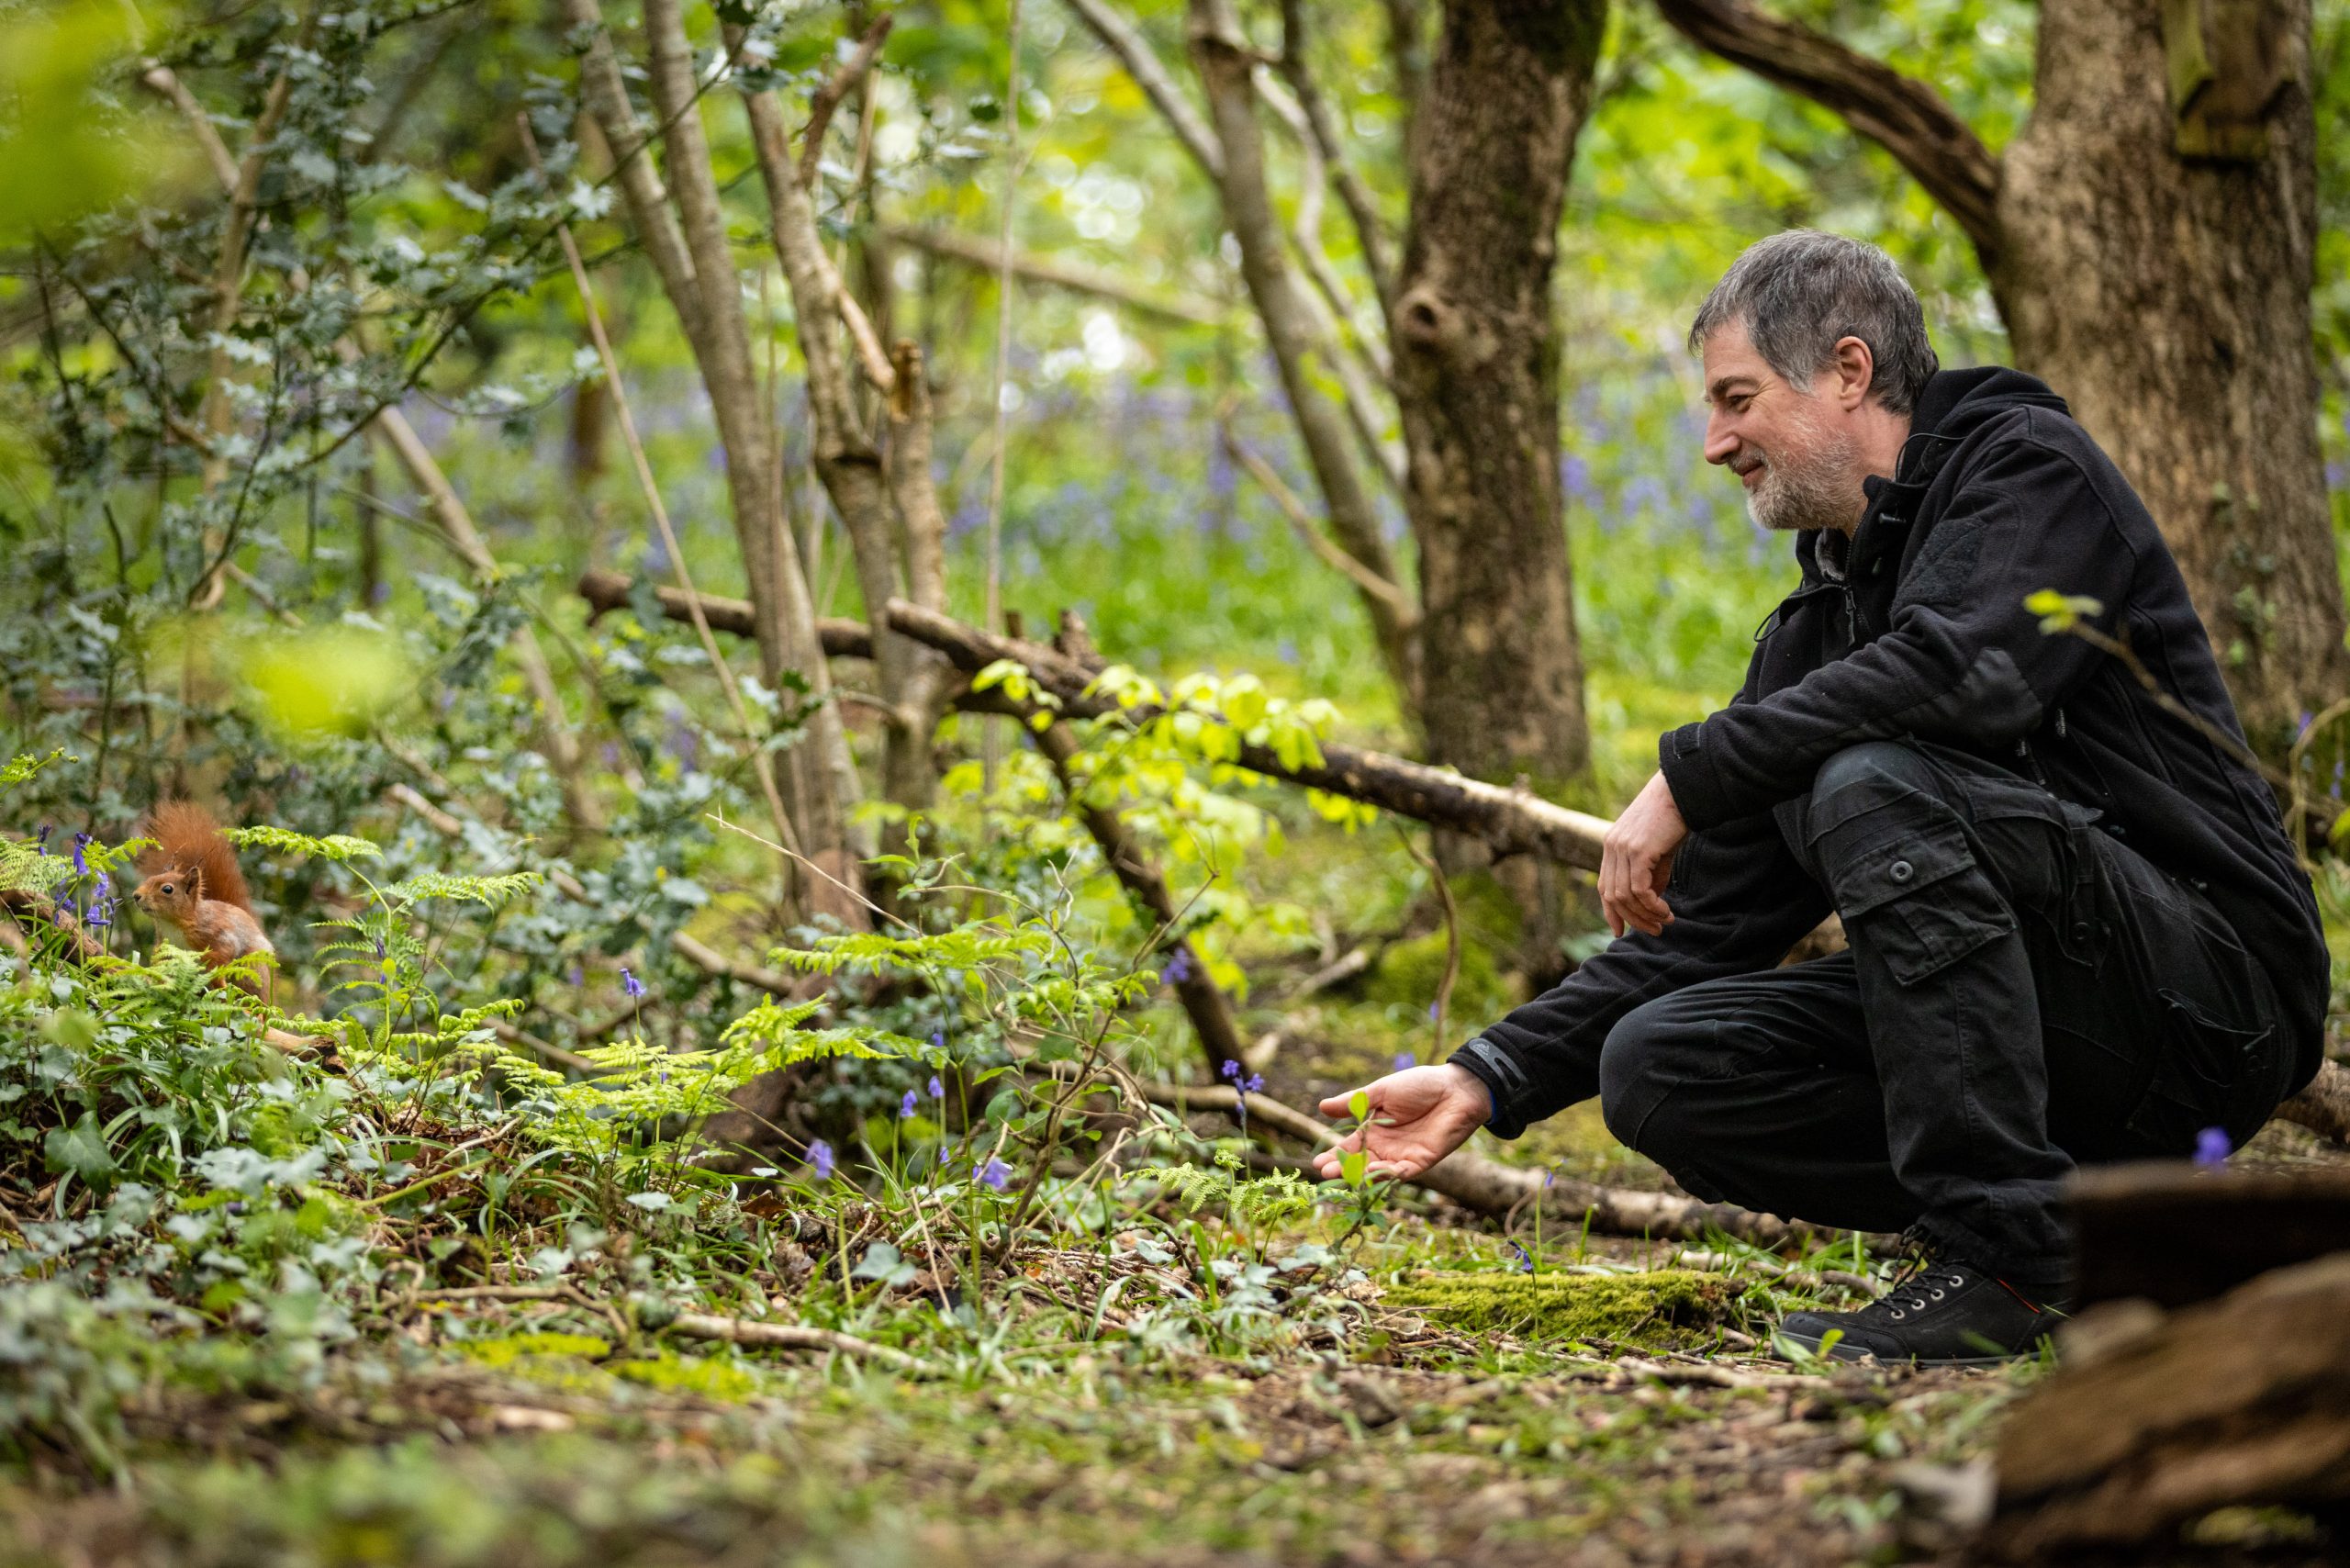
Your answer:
[132,801,275,1004]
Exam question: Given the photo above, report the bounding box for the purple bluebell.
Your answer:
[2194,1126,2231,1167]
[622,968,645,1000]
[71,832,89,878]
[974,1156,1011,1192]
[899,1089,918,1119]
[927,1074,945,1101]
[930,1030,946,1050]
[1508,1239,1535,1274]
[808,1139,835,1180]
[1426,1002,1439,1021]
[1393,1051,1416,1072]
[1160,947,1195,986]
[33,825,50,856]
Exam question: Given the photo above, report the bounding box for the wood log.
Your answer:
[1986,1250,2350,1558]
[2066,1160,2350,1310]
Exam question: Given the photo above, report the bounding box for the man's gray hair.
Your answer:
[1687,231,1939,415]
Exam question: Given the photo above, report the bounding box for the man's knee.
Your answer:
[1597,1000,1692,1157]
[1810,739,1939,810]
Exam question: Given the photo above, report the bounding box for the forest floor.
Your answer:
[3,1101,2343,1568]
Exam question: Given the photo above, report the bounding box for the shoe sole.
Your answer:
[1770,1330,2025,1369]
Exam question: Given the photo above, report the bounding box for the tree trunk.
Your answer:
[1994,0,2348,755]
[1391,0,1599,793]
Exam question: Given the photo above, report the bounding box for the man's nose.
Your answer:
[1703,413,1739,467]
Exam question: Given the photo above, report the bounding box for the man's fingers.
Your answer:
[1317,1087,1371,1118]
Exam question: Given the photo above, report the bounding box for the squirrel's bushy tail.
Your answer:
[143,801,255,915]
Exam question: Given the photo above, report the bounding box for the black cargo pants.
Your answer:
[1596,739,2296,1288]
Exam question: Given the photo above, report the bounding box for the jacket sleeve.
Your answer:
[1449,808,1830,1137]
[1657,430,2141,833]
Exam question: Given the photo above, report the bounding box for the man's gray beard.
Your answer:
[1744,412,1862,532]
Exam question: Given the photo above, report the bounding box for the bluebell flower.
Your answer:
[2194,1126,2231,1167]
[1393,1051,1416,1072]
[927,1074,945,1101]
[33,825,49,856]
[1508,1240,1535,1274]
[975,1156,1011,1192]
[930,1030,946,1050]
[71,832,89,878]
[1160,947,1195,986]
[1219,1058,1240,1081]
[899,1089,918,1119]
[1426,1001,1439,1021]
[622,968,645,1000]
[808,1139,835,1180]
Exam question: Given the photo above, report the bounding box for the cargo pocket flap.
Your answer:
[1835,820,1977,919]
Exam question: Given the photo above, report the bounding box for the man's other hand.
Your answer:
[1600,768,1688,938]
[1313,1064,1491,1182]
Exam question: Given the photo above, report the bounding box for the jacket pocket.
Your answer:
[1837,818,2015,986]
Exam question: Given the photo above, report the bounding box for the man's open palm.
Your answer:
[1312,1064,1490,1182]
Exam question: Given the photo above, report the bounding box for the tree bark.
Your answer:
[561,0,861,907]
[1995,0,2347,754]
[1391,0,1600,792]
[1183,0,1419,701]
[1657,0,2350,760]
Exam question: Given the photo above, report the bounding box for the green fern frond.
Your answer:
[384,870,541,907]
[0,749,73,787]
[228,825,384,863]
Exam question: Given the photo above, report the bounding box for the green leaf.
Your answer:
[1348,1090,1371,1121]
[1339,1149,1368,1188]
[43,1114,115,1184]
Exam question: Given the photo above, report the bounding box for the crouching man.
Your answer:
[1317,230,2328,1366]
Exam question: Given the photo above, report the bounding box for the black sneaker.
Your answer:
[1773,1253,2064,1368]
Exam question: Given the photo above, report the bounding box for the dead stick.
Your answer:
[667,1310,927,1373]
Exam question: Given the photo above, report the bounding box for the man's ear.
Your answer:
[1830,335,1876,411]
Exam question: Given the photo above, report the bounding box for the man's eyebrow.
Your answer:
[1706,375,1760,402]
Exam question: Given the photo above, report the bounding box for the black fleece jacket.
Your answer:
[1453,366,2328,1137]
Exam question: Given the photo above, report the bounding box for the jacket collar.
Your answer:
[1817,366,2067,580]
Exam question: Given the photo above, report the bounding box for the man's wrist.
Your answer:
[1441,1060,1493,1122]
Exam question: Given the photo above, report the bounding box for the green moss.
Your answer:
[455,1331,613,1368]
[612,1350,760,1402]
[1384,1269,1733,1350]
[1367,930,1510,1023]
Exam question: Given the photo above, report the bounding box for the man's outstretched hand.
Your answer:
[1312,1063,1492,1182]
[1599,768,1688,938]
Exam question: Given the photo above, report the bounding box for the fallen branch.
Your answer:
[883,598,1613,869]
[576,567,870,656]
[666,1310,928,1374]
[2276,1058,2350,1147]
[1137,1080,1832,1247]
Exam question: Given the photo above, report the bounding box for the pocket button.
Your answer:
[1889,860,1915,883]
